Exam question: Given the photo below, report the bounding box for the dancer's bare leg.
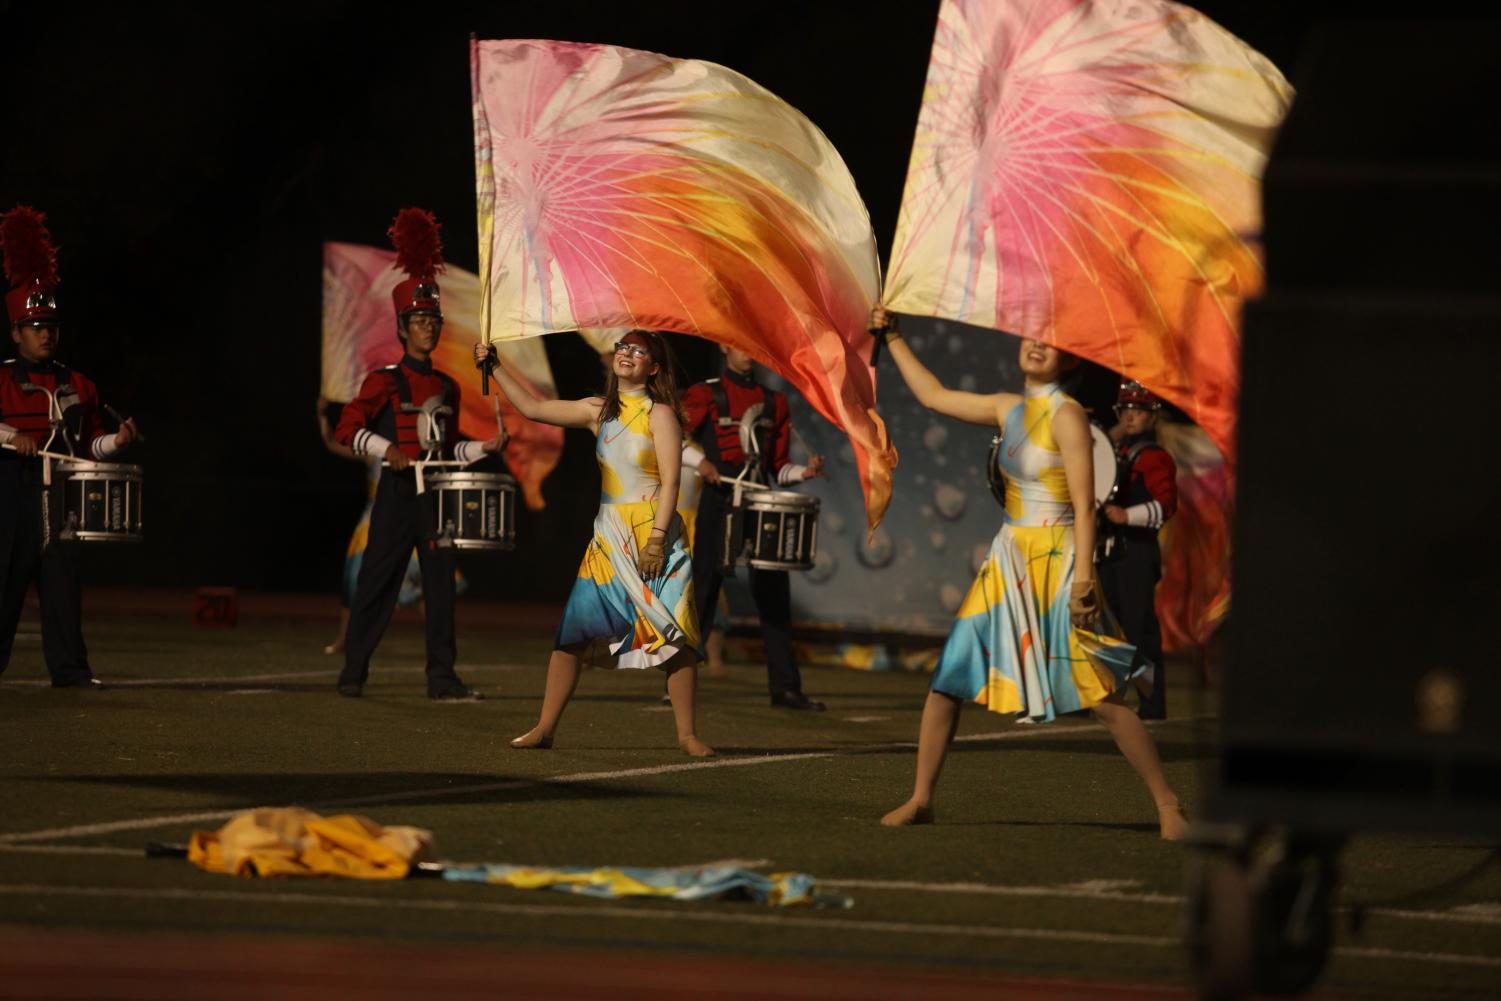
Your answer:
[511,643,586,749]
[323,608,350,656]
[1091,694,1188,840]
[704,627,727,678]
[881,691,962,826]
[665,651,714,756]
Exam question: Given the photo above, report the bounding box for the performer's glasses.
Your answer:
[613,342,651,358]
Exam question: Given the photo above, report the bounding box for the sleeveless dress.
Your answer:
[929,382,1143,722]
[555,390,701,668]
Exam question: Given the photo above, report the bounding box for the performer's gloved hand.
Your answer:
[869,306,900,342]
[638,530,667,579]
[697,458,722,484]
[9,433,39,457]
[472,342,498,371]
[1069,579,1099,628]
[384,444,411,471]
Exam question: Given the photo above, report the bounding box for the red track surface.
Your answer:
[0,928,1196,1001]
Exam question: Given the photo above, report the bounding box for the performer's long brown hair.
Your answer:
[599,329,686,426]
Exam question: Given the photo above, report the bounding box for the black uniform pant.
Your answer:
[1097,536,1165,718]
[693,488,802,696]
[339,469,461,694]
[0,468,91,685]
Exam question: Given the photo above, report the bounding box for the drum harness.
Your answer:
[698,378,779,571]
[5,362,82,546]
[382,364,465,496]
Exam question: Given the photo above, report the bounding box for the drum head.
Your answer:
[1090,425,1116,506]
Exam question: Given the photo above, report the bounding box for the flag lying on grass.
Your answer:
[185,809,838,906]
[443,862,832,908]
[471,38,895,526]
[188,807,434,879]
[882,0,1293,467]
[321,242,563,509]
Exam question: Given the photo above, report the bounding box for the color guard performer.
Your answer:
[1098,380,1178,720]
[0,206,137,688]
[871,308,1185,837]
[683,347,826,711]
[333,209,503,700]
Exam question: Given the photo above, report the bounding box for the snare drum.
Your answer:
[428,470,516,551]
[740,490,819,571]
[60,461,145,542]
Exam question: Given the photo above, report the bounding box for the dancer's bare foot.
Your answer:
[1157,800,1189,841]
[510,728,554,750]
[678,736,715,757]
[880,799,935,827]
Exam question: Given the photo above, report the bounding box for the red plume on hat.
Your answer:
[2,205,61,326]
[388,207,445,319]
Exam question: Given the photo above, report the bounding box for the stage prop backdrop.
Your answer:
[470,37,895,525]
[320,242,563,510]
[767,316,1228,658]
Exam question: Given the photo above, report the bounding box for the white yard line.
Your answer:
[0,663,531,689]
[0,718,1209,847]
[0,753,836,844]
[0,884,1496,969]
[823,877,1182,905]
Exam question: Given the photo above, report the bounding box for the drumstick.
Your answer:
[104,404,146,444]
[0,443,91,463]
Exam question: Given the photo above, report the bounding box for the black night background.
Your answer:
[2,1,1310,600]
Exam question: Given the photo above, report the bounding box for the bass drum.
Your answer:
[987,424,1117,509]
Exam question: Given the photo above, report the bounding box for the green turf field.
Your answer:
[1,616,1497,998]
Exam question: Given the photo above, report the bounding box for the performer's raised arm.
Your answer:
[871,306,1015,427]
[473,341,601,429]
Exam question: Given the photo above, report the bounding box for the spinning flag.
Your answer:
[1156,422,1232,651]
[883,0,1293,465]
[321,242,564,510]
[471,38,895,525]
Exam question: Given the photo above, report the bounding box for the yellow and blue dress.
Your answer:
[931,382,1143,722]
[555,390,701,668]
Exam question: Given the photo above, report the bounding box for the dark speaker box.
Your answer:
[1216,292,1501,833]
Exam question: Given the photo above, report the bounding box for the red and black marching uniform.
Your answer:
[1097,431,1178,719]
[333,354,484,696]
[683,369,811,702]
[0,360,120,685]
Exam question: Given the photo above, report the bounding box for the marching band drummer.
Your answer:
[683,346,827,711]
[332,208,504,701]
[1098,380,1179,721]
[0,206,137,689]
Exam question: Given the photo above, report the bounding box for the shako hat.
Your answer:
[1116,378,1163,411]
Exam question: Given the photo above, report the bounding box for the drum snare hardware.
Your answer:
[428,470,516,551]
[60,460,144,543]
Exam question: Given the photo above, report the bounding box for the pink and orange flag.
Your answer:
[470,38,895,526]
[883,0,1293,466]
[321,242,563,510]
